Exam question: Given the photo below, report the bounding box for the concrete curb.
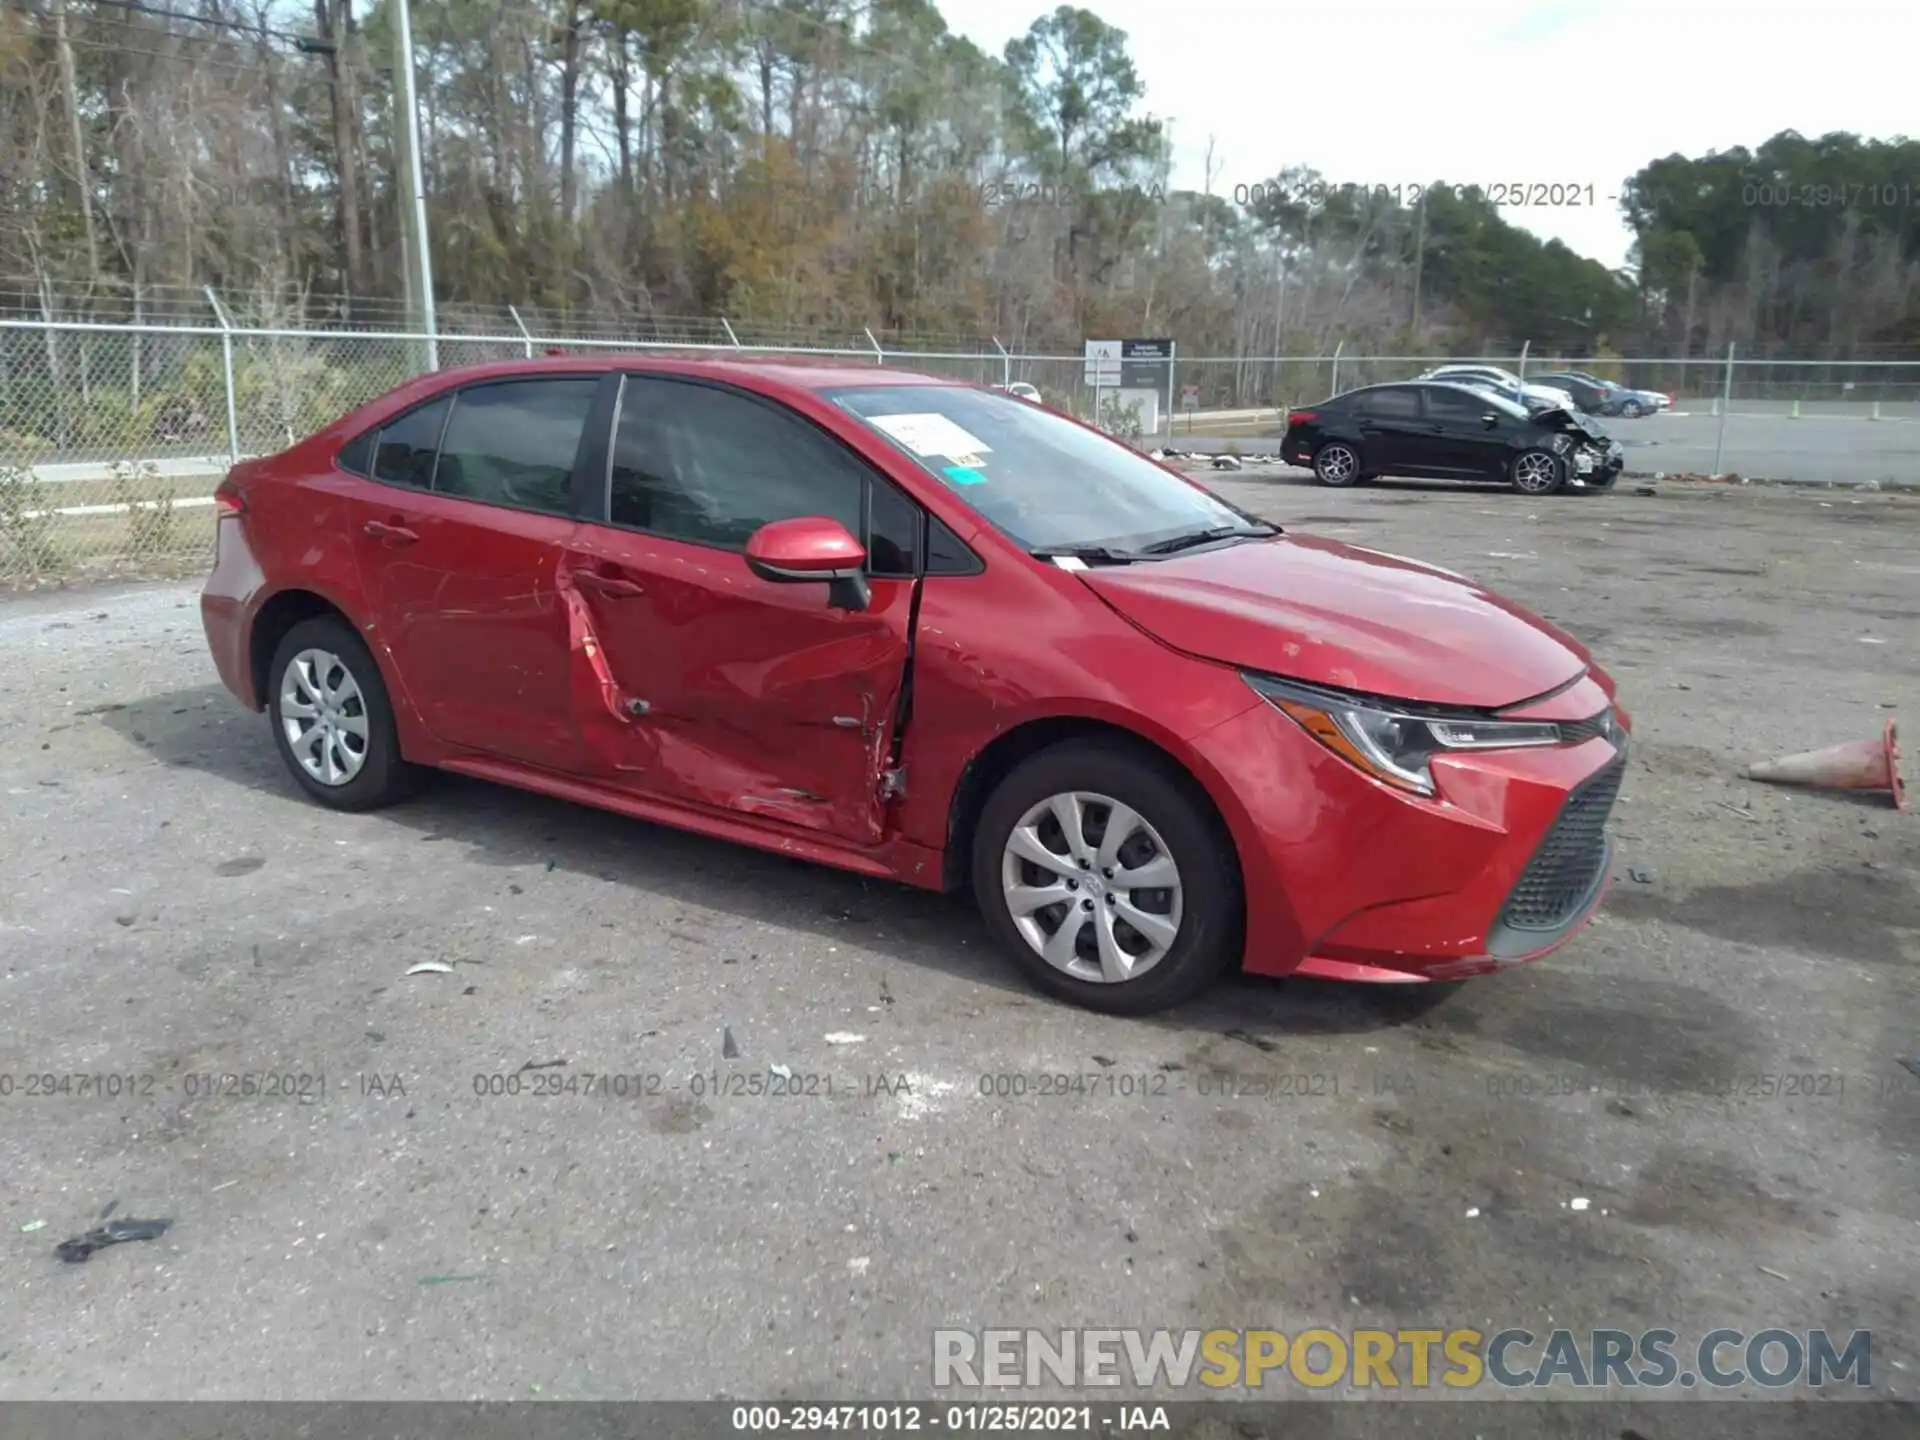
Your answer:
[1622,470,1920,493]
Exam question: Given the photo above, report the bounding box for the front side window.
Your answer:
[432,379,598,516]
[607,377,867,549]
[1466,387,1531,420]
[830,385,1256,554]
[1424,386,1495,420]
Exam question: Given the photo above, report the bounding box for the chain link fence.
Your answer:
[5,317,1917,585]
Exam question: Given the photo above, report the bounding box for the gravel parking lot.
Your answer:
[1,475,1916,1415]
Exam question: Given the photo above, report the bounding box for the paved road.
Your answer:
[0,481,1915,1414]
[1156,411,1920,485]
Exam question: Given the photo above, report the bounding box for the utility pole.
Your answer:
[1409,194,1426,333]
[312,2,364,309]
[391,0,437,369]
[51,0,99,281]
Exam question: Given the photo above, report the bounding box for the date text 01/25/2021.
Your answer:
[729,1404,1169,1432]
[1232,180,1605,208]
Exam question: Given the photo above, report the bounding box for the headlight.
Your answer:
[1246,674,1563,796]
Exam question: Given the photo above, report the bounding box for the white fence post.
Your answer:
[1166,341,1177,429]
[508,305,534,358]
[992,335,1009,387]
[865,327,884,365]
[1713,343,1735,476]
[204,287,240,465]
[721,317,742,349]
[1329,340,1345,397]
[1517,340,1530,381]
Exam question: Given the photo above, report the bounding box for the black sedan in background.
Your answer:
[1280,381,1625,494]
[1538,370,1670,418]
[1529,371,1616,414]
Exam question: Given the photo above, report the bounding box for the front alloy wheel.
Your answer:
[971,739,1242,1014]
[1512,449,1565,495]
[1001,791,1184,984]
[1620,399,1643,418]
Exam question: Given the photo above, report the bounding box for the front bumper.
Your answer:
[1569,441,1625,488]
[1192,689,1627,982]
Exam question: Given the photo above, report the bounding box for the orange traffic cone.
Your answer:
[1747,719,1904,809]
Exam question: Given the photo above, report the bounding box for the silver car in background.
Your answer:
[1421,366,1584,416]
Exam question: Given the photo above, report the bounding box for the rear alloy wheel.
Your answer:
[267,616,420,811]
[972,741,1241,1015]
[1511,448,1567,496]
[1312,442,1362,487]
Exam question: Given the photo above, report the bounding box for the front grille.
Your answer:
[1499,757,1624,931]
[1558,709,1614,745]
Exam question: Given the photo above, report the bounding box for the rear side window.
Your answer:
[433,379,598,516]
[371,396,450,489]
[336,430,373,475]
[1356,388,1419,416]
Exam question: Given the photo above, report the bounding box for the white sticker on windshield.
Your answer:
[867,412,992,459]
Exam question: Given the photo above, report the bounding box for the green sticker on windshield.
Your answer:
[943,465,987,485]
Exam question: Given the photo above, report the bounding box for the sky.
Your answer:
[939,0,1920,271]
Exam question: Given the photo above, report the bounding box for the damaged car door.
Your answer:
[559,374,917,847]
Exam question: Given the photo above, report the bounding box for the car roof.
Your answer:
[404,352,968,393]
[1338,380,1502,400]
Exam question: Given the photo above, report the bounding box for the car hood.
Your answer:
[1534,406,1608,443]
[1079,536,1591,709]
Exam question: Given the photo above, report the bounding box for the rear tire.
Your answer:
[971,740,1243,1015]
[1620,399,1644,418]
[1511,448,1566,496]
[267,616,422,811]
[1312,442,1362,487]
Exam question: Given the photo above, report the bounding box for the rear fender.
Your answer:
[248,580,442,764]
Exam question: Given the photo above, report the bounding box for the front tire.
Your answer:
[267,616,421,811]
[1312,442,1363,487]
[971,740,1242,1015]
[1511,448,1566,495]
[1620,399,1644,418]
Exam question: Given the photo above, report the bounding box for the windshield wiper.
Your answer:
[1030,545,1140,565]
[1135,523,1277,556]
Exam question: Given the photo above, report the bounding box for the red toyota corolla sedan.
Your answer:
[202,356,1630,1014]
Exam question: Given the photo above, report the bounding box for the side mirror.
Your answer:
[744,516,870,612]
[1482,413,1500,428]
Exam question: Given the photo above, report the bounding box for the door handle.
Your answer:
[573,570,643,599]
[363,519,418,546]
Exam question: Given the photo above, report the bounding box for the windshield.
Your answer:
[830,384,1263,553]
